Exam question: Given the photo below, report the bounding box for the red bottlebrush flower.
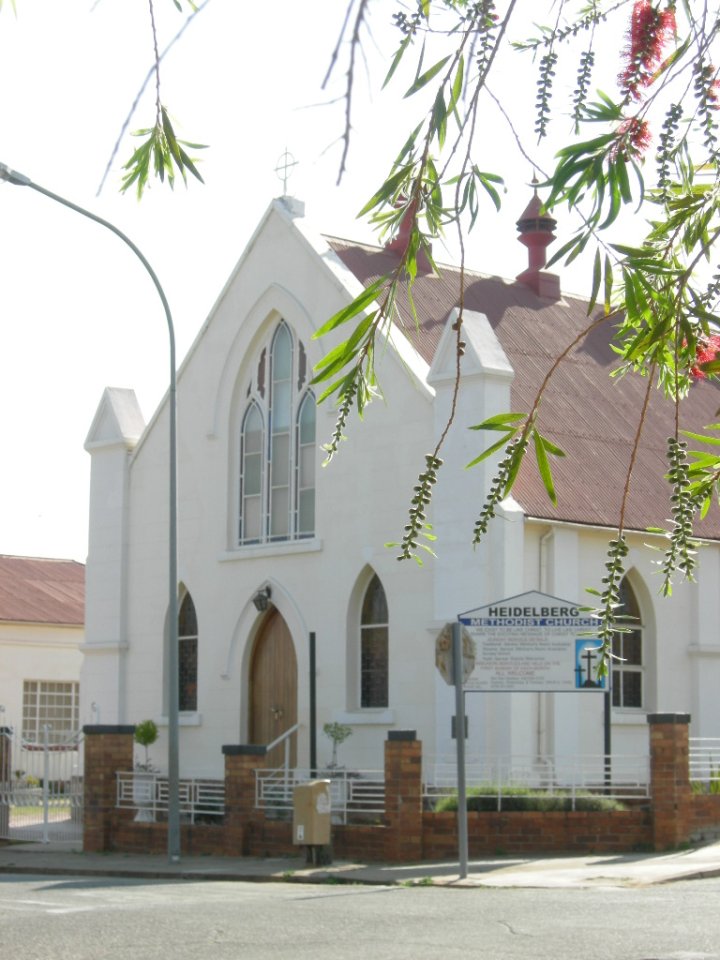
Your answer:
[619,1,676,100]
[612,117,652,160]
[690,333,720,380]
[697,63,720,108]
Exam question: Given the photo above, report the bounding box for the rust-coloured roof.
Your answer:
[328,238,720,541]
[0,555,85,625]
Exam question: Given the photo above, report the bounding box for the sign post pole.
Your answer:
[452,622,468,880]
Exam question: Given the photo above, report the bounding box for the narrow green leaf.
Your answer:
[313,277,388,339]
[383,33,413,89]
[404,55,451,97]
[588,247,602,314]
[466,433,514,468]
[604,253,613,313]
[469,412,526,430]
[533,430,558,505]
[448,55,464,114]
[357,166,413,218]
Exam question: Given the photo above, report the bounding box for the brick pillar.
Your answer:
[0,728,11,837]
[83,725,135,853]
[222,744,268,856]
[384,730,422,863]
[648,713,691,851]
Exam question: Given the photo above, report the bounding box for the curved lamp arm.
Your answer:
[0,161,181,863]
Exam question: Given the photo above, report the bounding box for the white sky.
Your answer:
[0,1,613,563]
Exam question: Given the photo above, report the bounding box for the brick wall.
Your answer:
[383,731,422,862]
[423,809,652,858]
[83,717,719,862]
[83,725,134,853]
[648,713,692,850]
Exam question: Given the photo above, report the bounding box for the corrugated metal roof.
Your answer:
[0,555,85,625]
[328,239,720,541]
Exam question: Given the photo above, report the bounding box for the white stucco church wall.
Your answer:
[81,196,720,781]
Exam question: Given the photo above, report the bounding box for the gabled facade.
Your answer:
[81,196,720,778]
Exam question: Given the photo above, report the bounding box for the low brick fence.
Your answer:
[83,713,719,862]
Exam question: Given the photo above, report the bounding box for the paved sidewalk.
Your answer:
[2,839,720,888]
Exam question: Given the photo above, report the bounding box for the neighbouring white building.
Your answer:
[80,192,720,779]
[0,555,85,746]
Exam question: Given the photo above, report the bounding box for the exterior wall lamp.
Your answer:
[0,161,181,864]
[253,586,272,612]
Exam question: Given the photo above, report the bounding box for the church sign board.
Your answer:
[458,591,606,693]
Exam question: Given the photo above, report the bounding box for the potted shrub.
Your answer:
[323,722,352,769]
[133,720,158,822]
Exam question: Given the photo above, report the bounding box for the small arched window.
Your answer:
[360,575,389,708]
[239,404,264,543]
[238,321,315,545]
[612,577,643,709]
[178,593,198,713]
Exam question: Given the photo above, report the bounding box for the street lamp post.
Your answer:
[0,162,181,862]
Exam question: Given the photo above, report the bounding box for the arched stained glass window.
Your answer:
[240,403,264,543]
[178,593,198,713]
[238,321,316,545]
[360,575,389,708]
[296,393,316,536]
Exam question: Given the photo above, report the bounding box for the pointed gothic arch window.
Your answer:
[178,593,198,713]
[238,320,316,545]
[612,577,643,709]
[360,574,389,708]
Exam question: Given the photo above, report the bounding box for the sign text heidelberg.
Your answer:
[459,590,605,693]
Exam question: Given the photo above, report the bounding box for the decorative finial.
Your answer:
[275,149,298,196]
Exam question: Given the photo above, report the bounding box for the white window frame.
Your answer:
[22,680,80,745]
[612,577,644,711]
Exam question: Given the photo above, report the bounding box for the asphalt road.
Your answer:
[2,873,720,960]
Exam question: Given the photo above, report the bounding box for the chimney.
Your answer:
[515,181,561,299]
[386,197,433,273]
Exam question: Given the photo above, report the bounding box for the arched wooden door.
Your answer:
[249,609,297,767]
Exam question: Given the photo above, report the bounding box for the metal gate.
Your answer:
[0,726,83,843]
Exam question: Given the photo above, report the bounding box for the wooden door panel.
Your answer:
[249,609,297,766]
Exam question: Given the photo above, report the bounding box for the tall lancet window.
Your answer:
[238,320,316,545]
[360,574,389,708]
[612,577,644,709]
[178,593,198,713]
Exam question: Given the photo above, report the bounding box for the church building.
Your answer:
[80,191,720,780]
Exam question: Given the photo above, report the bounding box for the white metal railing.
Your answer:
[689,738,720,791]
[116,772,224,823]
[265,723,300,780]
[423,753,650,809]
[255,767,385,824]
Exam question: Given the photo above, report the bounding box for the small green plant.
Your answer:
[691,764,720,795]
[134,719,159,772]
[323,722,353,769]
